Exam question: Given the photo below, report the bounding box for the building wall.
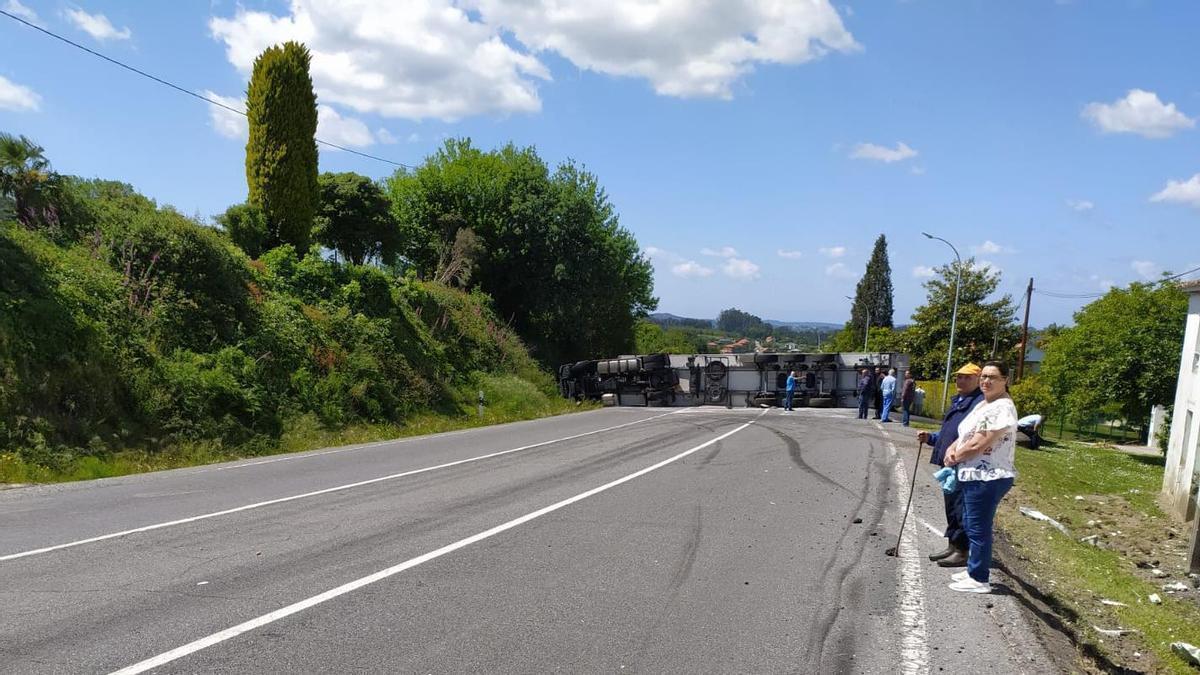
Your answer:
[1163,291,1200,520]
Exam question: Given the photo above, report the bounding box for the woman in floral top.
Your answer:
[943,361,1018,594]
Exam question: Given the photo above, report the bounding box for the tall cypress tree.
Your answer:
[849,234,894,333]
[245,41,318,252]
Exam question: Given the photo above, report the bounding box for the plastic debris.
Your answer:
[1100,599,1127,607]
[1172,642,1200,667]
[1149,594,1162,604]
[1152,568,1169,578]
[1075,495,1084,501]
[1081,534,1101,546]
[1019,507,1070,535]
[1163,582,1189,592]
[1093,626,1139,638]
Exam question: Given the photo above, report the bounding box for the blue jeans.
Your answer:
[881,394,895,421]
[784,390,795,410]
[902,404,911,426]
[858,395,870,418]
[961,477,1014,583]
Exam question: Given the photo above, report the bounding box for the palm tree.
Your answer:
[0,132,59,228]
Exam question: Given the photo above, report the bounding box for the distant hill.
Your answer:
[648,313,842,332]
[763,319,842,331]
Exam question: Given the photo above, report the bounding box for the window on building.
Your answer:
[1182,410,1195,468]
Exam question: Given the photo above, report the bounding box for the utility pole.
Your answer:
[1016,277,1033,382]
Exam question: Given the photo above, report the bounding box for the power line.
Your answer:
[1034,264,1200,300]
[0,8,417,169]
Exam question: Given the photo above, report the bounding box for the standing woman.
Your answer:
[943,361,1018,594]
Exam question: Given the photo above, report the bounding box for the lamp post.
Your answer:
[922,232,962,412]
[845,296,870,352]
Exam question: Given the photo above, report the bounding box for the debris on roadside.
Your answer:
[1162,581,1189,593]
[1172,642,1200,667]
[1100,599,1127,607]
[1019,507,1070,535]
[1152,568,1169,578]
[1149,594,1162,605]
[1093,626,1139,638]
[1081,534,1101,546]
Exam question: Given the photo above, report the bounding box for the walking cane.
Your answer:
[885,440,924,557]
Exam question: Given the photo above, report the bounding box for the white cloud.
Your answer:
[1150,173,1200,208]
[974,259,1002,274]
[825,262,854,279]
[470,0,859,99]
[644,246,680,262]
[407,132,421,143]
[722,257,761,281]
[777,249,803,259]
[1082,89,1195,139]
[672,261,714,278]
[701,245,738,258]
[971,240,1013,255]
[64,7,131,41]
[819,245,846,258]
[201,90,247,139]
[210,1,550,121]
[4,0,43,27]
[1066,199,1094,212]
[909,165,926,175]
[317,105,374,148]
[1131,259,1160,280]
[850,141,917,163]
[0,75,40,112]
[376,128,399,144]
[912,265,936,278]
[1089,275,1115,291]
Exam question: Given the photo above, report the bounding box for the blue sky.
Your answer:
[2,0,1198,328]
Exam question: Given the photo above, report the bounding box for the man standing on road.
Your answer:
[857,368,874,419]
[901,370,916,427]
[916,363,984,567]
[784,370,797,411]
[880,368,897,423]
[873,366,886,419]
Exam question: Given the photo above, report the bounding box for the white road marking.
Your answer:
[0,411,682,562]
[877,422,930,675]
[109,411,767,675]
[918,518,944,537]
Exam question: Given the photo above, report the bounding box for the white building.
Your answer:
[1163,279,1200,520]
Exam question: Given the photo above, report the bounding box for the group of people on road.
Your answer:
[855,366,916,425]
[917,361,1019,594]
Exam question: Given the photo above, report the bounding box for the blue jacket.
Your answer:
[786,374,796,392]
[927,388,984,467]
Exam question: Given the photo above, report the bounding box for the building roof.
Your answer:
[1180,278,1200,293]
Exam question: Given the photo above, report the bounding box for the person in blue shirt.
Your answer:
[880,368,898,423]
[915,363,984,567]
[784,370,797,411]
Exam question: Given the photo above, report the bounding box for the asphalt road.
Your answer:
[0,407,1051,674]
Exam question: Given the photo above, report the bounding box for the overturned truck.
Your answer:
[558,352,909,408]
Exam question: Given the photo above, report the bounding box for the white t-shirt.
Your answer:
[955,397,1018,482]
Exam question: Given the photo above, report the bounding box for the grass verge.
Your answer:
[0,374,594,486]
[996,440,1200,673]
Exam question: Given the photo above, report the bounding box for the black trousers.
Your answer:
[857,395,870,419]
[944,486,968,549]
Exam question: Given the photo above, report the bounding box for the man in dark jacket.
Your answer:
[916,363,984,567]
[856,368,874,419]
[901,370,916,427]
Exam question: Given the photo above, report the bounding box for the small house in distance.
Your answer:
[1162,279,1200,520]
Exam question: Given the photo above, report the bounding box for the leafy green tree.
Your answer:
[245,41,318,252]
[314,172,398,265]
[384,139,656,365]
[716,308,770,335]
[0,132,59,230]
[1039,282,1186,434]
[849,234,894,333]
[904,258,1019,379]
[216,202,269,259]
[825,324,903,354]
[634,320,695,354]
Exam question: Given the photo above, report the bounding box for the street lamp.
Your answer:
[922,232,962,412]
[845,295,870,352]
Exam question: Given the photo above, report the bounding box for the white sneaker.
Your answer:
[951,571,970,582]
[948,578,992,594]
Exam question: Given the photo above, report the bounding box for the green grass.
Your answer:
[998,440,1200,673]
[0,374,592,485]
